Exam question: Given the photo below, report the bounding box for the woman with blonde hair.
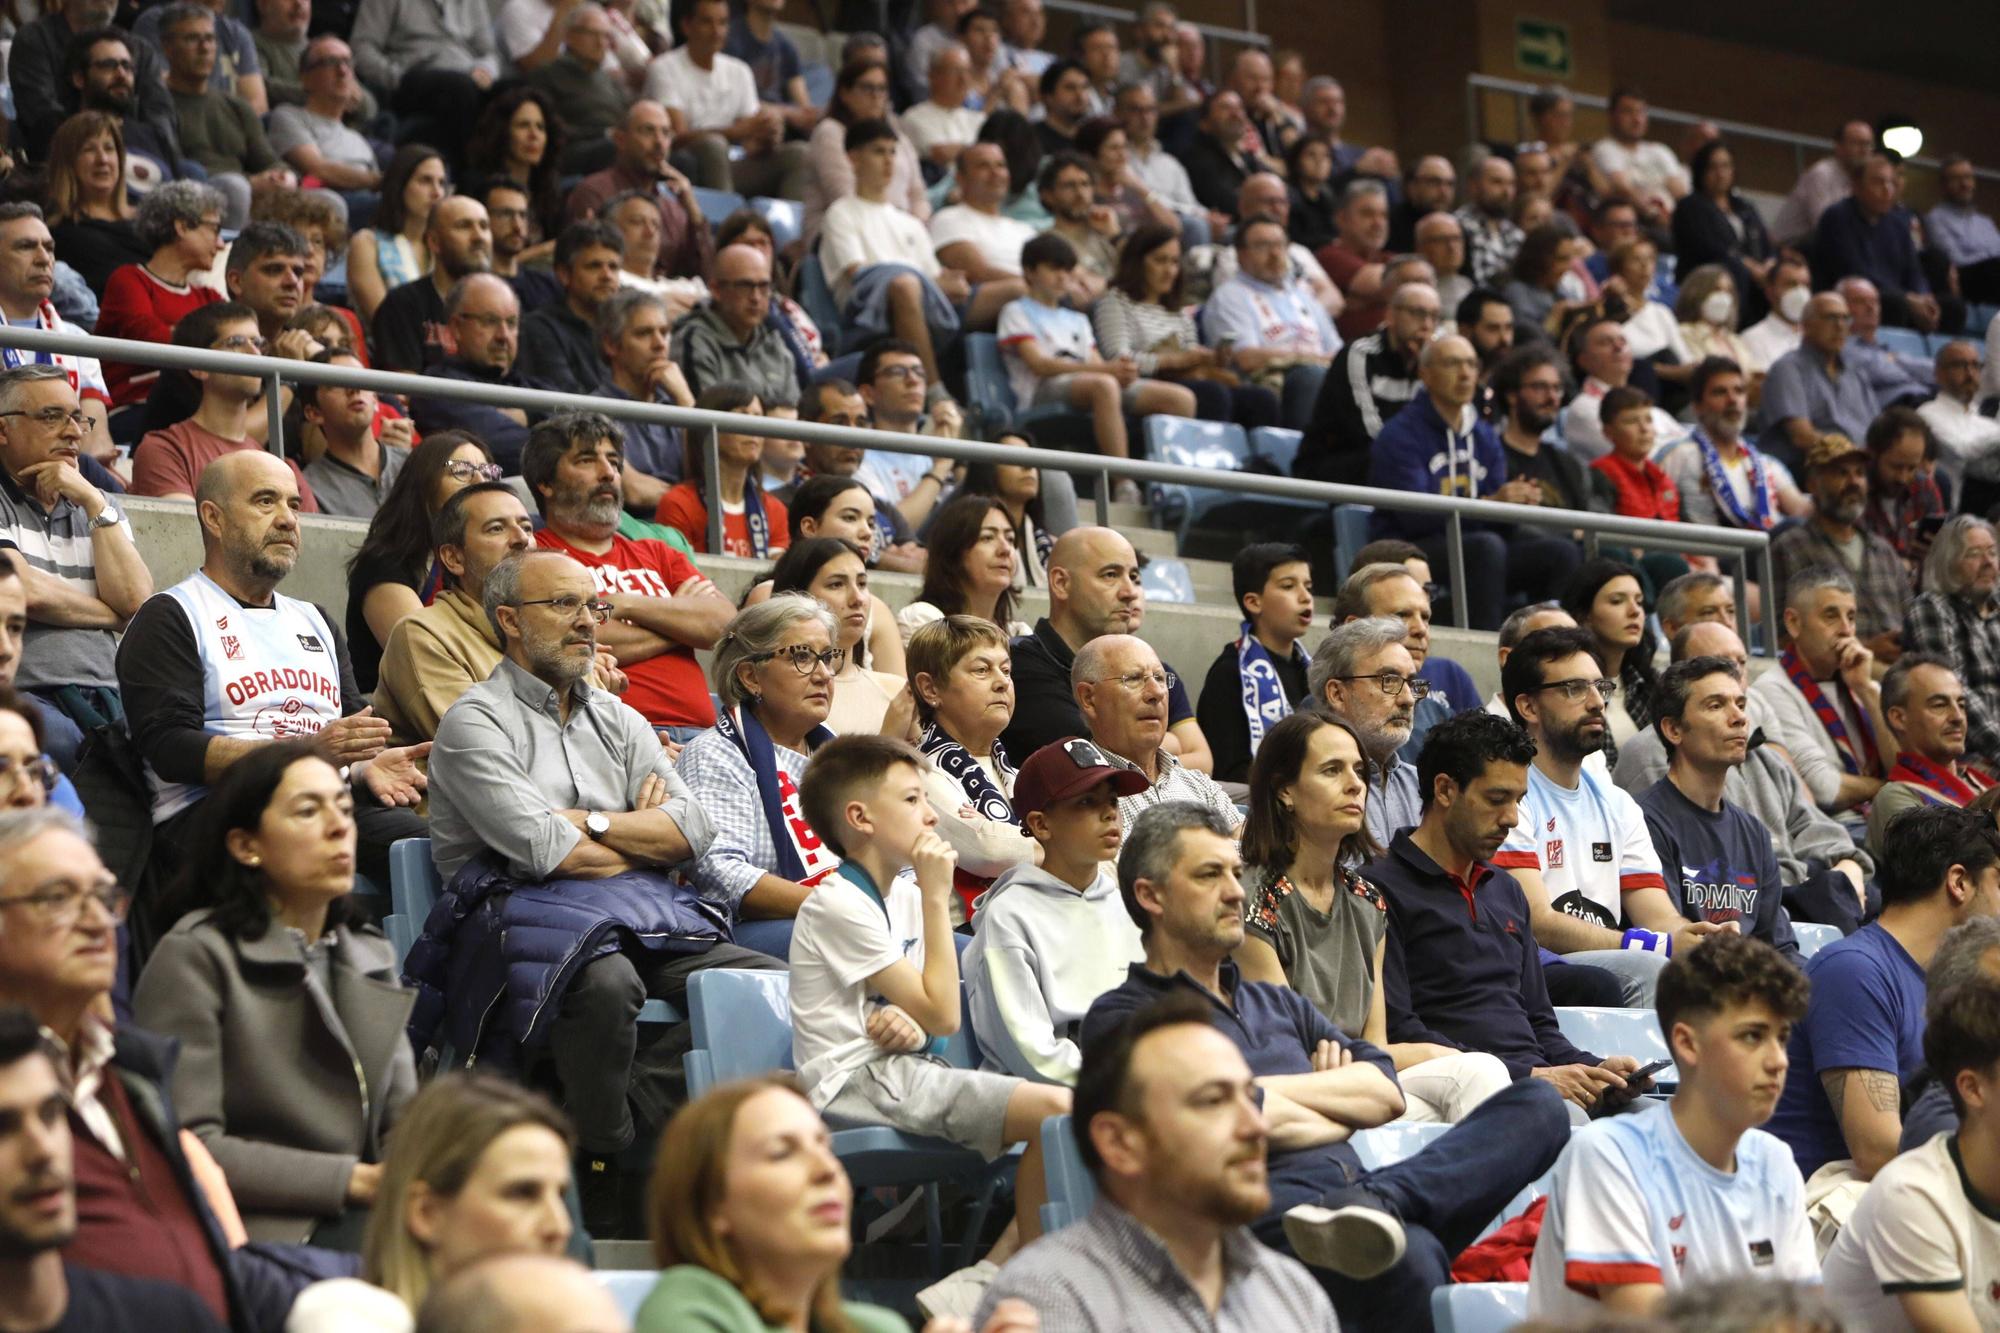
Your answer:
[639,1074,1035,1332]
[284,1073,577,1331]
[44,110,146,292]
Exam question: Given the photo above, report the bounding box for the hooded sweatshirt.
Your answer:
[1366,387,1506,540]
[963,862,1146,1084]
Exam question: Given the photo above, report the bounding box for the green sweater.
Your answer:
[170,87,278,175]
[634,1265,909,1333]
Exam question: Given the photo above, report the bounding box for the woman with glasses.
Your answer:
[678,595,846,961]
[1234,710,1511,1123]
[0,687,80,815]
[804,59,928,239]
[43,111,148,294]
[346,145,447,323]
[766,538,913,739]
[133,739,417,1247]
[655,383,790,558]
[96,180,227,409]
[896,495,1027,641]
[345,431,501,693]
[1562,557,1660,763]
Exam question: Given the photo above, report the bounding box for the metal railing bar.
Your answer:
[1040,0,1269,47]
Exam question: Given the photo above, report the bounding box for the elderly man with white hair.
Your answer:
[1074,632,1240,831]
[1905,514,2000,772]
[1307,616,1423,847]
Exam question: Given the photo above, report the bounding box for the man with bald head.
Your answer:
[1414,214,1470,313]
[1001,526,1209,767]
[1454,154,1523,288]
[670,242,800,408]
[117,451,428,886]
[929,141,1038,290]
[1367,335,1581,630]
[1299,280,1440,485]
[374,193,494,372]
[1835,276,1933,406]
[410,274,548,472]
[417,1253,629,1333]
[1075,633,1239,830]
[1759,291,1883,463]
[565,100,714,283]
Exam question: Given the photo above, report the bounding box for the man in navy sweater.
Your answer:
[1366,335,1579,629]
[1368,709,1658,1118]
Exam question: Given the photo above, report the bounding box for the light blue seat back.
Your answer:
[751,196,804,250]
[691,186,746,227]
[795,253,846,356]
[388,837,439,928]
[1875,326,1929,359]
[1332,504,1376,582]
[964,331,1019,430]
[1139,557,1196,604]
[1431,1281,1529,1333]
[1555,1005,1673,1086]
[1793,921,1842,958]
[1348,1121,1449,1169]
[687,968,795,1097]
[1038,1114,1097,1233]
[598,1271,655,1321]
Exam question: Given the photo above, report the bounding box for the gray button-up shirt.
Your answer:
[302,445,408,520]
[426,655,712,883]
[1758,343,1880,444]
[975,1197,1338,1332]
[1367,750,1422,848]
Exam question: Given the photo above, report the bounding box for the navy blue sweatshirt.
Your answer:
[1365,830,1598,1078]
[1638,777,1803,966]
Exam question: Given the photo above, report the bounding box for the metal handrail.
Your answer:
[1465,72,2000,185]
[1040,0,1269,49]
[0,324,1779,650]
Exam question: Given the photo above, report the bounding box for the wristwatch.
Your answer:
[89,504,122,530]
[585,811,611,841]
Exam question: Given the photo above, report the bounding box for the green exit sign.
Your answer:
[1515,18,1573,79]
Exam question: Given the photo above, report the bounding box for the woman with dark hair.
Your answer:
[766,537,912,736]
[1671,139,1773,310]
[655,384,790,557]
[1092,222,1281,429]
[1285,134,1339,252]
[959,431,1053,588]
[1503,219,1591,337]
[1075,116,1178,236]
[976,109,1051,226]
[43,111,147,293]
[346,145,447,322]
[1233,710,1509,1122]
[0,685,74,814]
[133,740,417,1246]
[1561,557,1659,760]
[803,59,927,236]
[896,495,1024,639]
[463,87,569,250]
[344,431,500,692]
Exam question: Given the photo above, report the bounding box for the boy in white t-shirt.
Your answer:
[1823,975,2000,1331]
[1527,932,1819,1322]
[791,734,1072,1299]
[995,232,1193,495]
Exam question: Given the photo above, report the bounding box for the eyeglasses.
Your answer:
[457,312,520,330]
[1532,677,1619,702]
[716,279,773,295]
[443,460,504,482]
[1334,672,1431,698]
[1101,669,1170,692]
[875,363,927,383]
[0,878,129,928]
[88,56,135,72]
[753,644,845,676]
[0,754,58,792]
[0,407,88,430]
[854,80,890,94]
[303,54,353,70]
[212,334,268,352]
[517,595,612,623]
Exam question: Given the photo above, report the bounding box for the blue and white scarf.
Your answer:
[1236,622,1309,757]
[740,470,774,559]
[1694,429,1774,532]
[714,702,836,884]
[919,722,1016,824]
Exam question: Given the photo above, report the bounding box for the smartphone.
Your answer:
[1214,333,1236,359]
[1630,1057,1674,1082]
[1919,514,1948,538]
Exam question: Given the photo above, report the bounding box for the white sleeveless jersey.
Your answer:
[150,571,344,822]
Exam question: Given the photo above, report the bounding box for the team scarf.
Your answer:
[1886,752,1997,808]
[739,470,773,559]
[714,702,836,884]
[919,722,1018,919]
[0,301,82,392]
[1693,428,1774,531]
[1236,622,1310,758]
[1780,647,1882,778]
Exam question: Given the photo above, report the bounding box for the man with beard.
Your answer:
[1455,286,1514,376]
[66,28,188,191]
[1770,432,1909,661]
[1298,281,1438,485]
[117,450,428,880]
[1493,344,1602,513]
[373,195,493,373]
[563,101,712,284]
[525,411,732,738]
[517,221,625,395]
[12,0,177,158]
[1868,655,1995,854]
[480,180,563,315]
[1036,153,1118,304]
[1084,799,1571,1330]
[1859,406,1946,577]
[1116,2,1195,116]
[1906,517,2000,772]
[977,992,1339,1329]
[1177,90,1262,220]
[1497,627,1719,1008]
[1661,356,1807,534]
[1387,156,1454,255]
[408,275,548,473]
[1638,656,1803,964]
[1306,616,1425,848]
[1453,154,1524,288]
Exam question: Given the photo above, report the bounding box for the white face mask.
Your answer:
[1778,285,1810,323]
[1701,292,1734,326]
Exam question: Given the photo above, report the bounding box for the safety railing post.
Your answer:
[1446,511,1470,630]
[1761,545,1783,660]
[265,371,284,460]
[1731,553,1753,654]
[703,425,724,557]
[1096,469,1111,526]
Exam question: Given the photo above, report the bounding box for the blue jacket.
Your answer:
[403,856,732,1068]
[1366,388,1506,540]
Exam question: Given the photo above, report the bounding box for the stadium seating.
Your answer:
[1138,556,1197,604]
[691,187,748,228]
[1554,1006,1675,1088]
[1145,416,1324,549]
[1431,1281,1529,1333]
[751,196,805,251]
[1793,921,1842,958]
[1332,504,1376,582]
[1875,326,1931,360]
[1349,1121,1450,1169]
[1039,1113,1097,1233]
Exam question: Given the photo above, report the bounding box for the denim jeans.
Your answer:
[1558,947,1669,1007]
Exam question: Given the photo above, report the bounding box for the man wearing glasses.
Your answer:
[671,243,800,410]
[1298,281,1441,487]
[0,204,116,468]
[1074,633,1241,832]
[408,274,546,474]
[266,36,384,224]
[1307,616,1426,847]
[373,195,494,374]
[0,366,151,772]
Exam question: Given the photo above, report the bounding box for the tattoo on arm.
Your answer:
[1822,1068,1844,1118]
[1858,1068,1902,1113]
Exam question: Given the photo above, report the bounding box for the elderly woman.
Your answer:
[1673,263,1759,375]
[766,538,911,737]
[132,740,417,1246]
[285,1074,577,1331]
[908,615,1036,923]
[1907,515,2000,772]
[677,594,845,960]
[95,179,226,408]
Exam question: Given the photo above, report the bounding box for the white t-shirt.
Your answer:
[900,101,986,158]
[1527,1103,1819,1322]
[643,46,759,131]
[1741,314,1801,373]
[1561,376,1690,463]
[819,194,940,306]
[1494,761,1666,932]
[789,863,928,1109]
[997,296,1095,407]
[929,204,1037,277]
[1823,1132,2000,1332]
[1589,138,1690,202]
[855,449,931,504]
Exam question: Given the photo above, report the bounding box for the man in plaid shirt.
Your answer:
[1904,515,2000,769]
[1771,433,1910,661]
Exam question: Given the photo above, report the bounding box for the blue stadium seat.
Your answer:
[691,186,746,227]
[1248,426,1306,474]
[1139,557,1196,604]
[1794,921,1842,958]
[1875,326,1929,360]
[1146,416,1321,545]
[1332,503,1375,581]
[750,196,804,250]
[1970,303,2000,334]
[960,332,1078,438]
[1038,1114,1096,1233]
[1554,1006,1673,1087]
[1431,1281,1528,1333]
[796,252,860,358]
[1926,332,1958,359]
[1348,1121,1449,1169]
[598,1271,655,1320]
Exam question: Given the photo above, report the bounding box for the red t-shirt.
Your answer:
[1316,238,1391,341]
[129,419,321,510]
[534,528,718,728]
[96,265,223,405]
[655,482,791,559]
[1590,452,1681,523]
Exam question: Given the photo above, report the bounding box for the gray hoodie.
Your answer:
[964,862,1145,1085]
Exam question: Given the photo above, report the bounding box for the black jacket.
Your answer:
[1178,131,1256,218]
[1299,330,1419,486]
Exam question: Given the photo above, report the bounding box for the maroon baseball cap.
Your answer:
[1013,737,1150,825]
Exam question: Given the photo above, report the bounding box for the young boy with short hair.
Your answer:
[1589,384,1681,524]
[963,737,1150,1084]
[1196,542,1316,783]
[792,734,1072,1305]
[1527,932,1819,1321]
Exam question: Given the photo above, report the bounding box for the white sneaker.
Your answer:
[915,1258,998,1320]
[1282,1202,1408,1279]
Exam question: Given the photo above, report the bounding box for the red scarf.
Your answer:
[1781,647,1882,778]
[1886,752,1996,808]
